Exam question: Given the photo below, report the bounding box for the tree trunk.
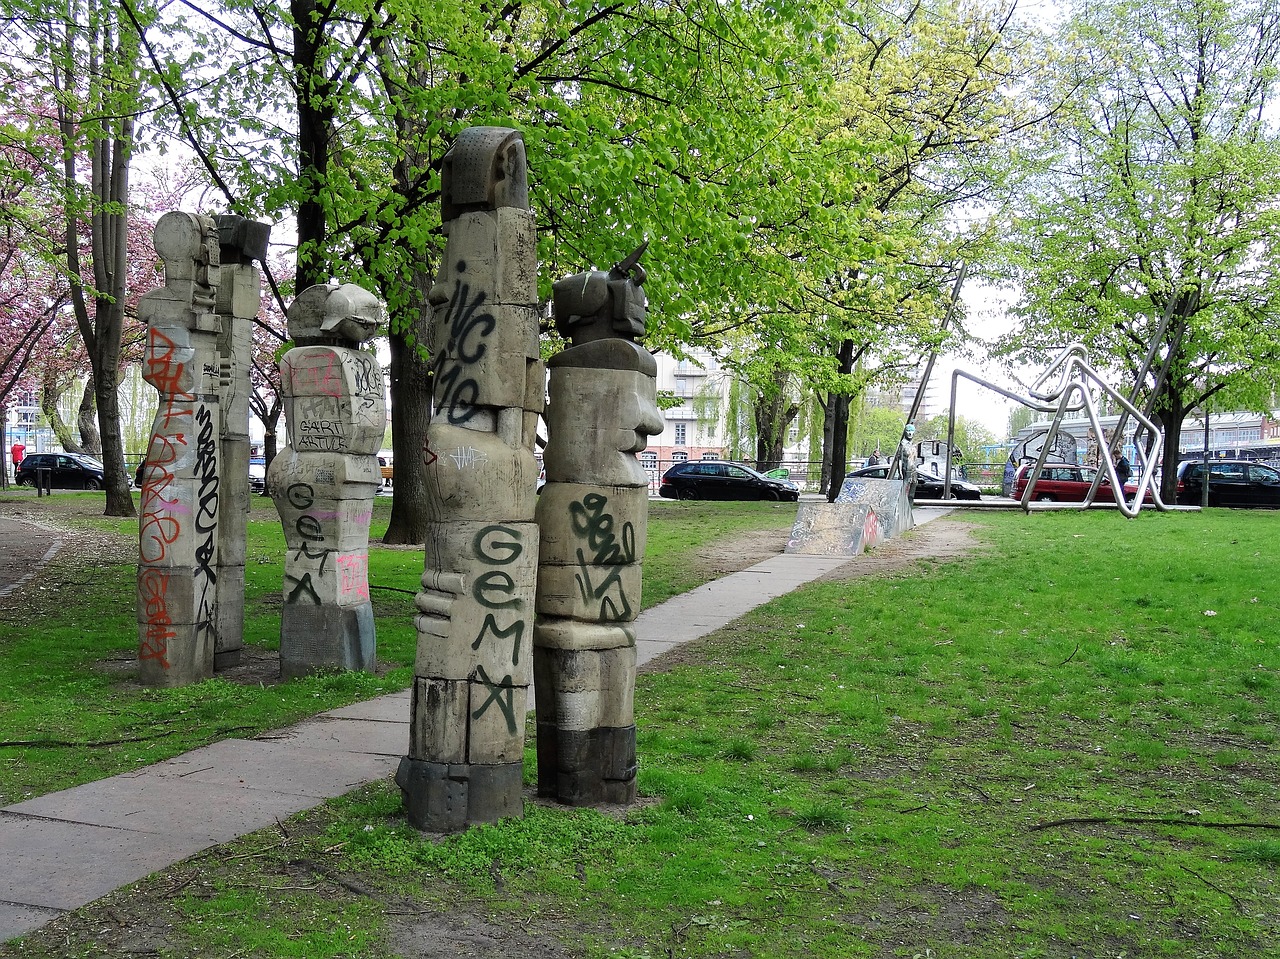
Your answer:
[826,394,850,503]
[751,365,797,472]
[1156,393,1188,503]
[263,425,279,466]
[0,399,8,489]
[819,393,835,495]
[374,48,439,546]
[95,363,133,512]
[76,374,100,454]
[291,0,335,292]
[382,302,434,545]
[53,13,139,518]
[753,395,796,471]
[824,339,856,502]
[41,369,87,454]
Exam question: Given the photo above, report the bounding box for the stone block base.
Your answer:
[396,757,524,832]
[213,647,242,670]
[280,602,376,680]
[136,627,214,688]
[535,723,637,806]
[215,565,245,668]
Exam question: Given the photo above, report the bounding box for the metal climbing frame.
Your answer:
[943,343,1197,517]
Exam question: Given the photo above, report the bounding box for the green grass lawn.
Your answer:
[2,502,1278,958]
[0,493,795,805]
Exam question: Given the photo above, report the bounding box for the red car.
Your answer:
[1013,463,1152,503]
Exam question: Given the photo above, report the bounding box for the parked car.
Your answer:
[135,458,267,493]
[845,464,982,501]
[248,463,266,494]
[1175,459,1280,508]
[659,460,800,501]
[1012,463,1152,504]
[16,452,106,490]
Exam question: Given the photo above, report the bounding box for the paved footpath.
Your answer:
[0,509,947,943]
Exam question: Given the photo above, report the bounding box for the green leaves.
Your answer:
[998,0,1280,462]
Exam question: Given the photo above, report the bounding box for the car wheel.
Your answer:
[86,479,102,491]
[678,487,698,501]
[1035,493,1054,502]
[765,489,781,501]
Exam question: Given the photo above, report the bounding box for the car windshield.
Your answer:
[73,454,104,468]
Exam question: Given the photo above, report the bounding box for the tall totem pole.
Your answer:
[267,283,386,679]
[136,213,225,687]
[534,247,662,805]
[212,215,270,669]
[397,127,544,831]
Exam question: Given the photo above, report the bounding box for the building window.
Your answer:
[672,450,688,462]
[640,451,657,470]
[674,423,687,445]
[701,451,718,460]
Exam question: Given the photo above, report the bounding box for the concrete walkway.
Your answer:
[0,509,947,943]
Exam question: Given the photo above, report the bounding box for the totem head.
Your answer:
[153,211,221,288]
[440,127,530,222]
[214,214,271,265]
[552,242,649,346]
[544,340,661,487]
[288,283,383,344]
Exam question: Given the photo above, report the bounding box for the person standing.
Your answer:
[1116,452,1132,487]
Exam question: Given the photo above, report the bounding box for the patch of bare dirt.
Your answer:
[691,525,792,577]
[813,518,987,583]
[678,516,984,589]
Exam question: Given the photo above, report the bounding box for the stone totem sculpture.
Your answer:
[397,126,544,831]
[212,214,270,669]
[534,246,663,805]
[267,283,387,679]
[137,212,224,687]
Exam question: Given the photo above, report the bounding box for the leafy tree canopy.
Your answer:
[994,0,1280,491]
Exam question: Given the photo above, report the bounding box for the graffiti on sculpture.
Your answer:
[533,242,662,808]
[569,492,636,622]
[399,126,544,833]
[267,282,386,680]
[432,283,497,425]
[135,212,224,687]
[135,212,268,683]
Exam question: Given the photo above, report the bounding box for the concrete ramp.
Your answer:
[835,476,913,539]
[786,502,884,556]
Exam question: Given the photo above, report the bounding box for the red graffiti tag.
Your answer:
[144,328,194,400]
[286,352,343,398]
[138,569,174,669]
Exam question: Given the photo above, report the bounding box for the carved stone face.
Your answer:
[619,381,664,454]
[543,365,661,488]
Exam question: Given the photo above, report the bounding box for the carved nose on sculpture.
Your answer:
[640,405,664,437]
